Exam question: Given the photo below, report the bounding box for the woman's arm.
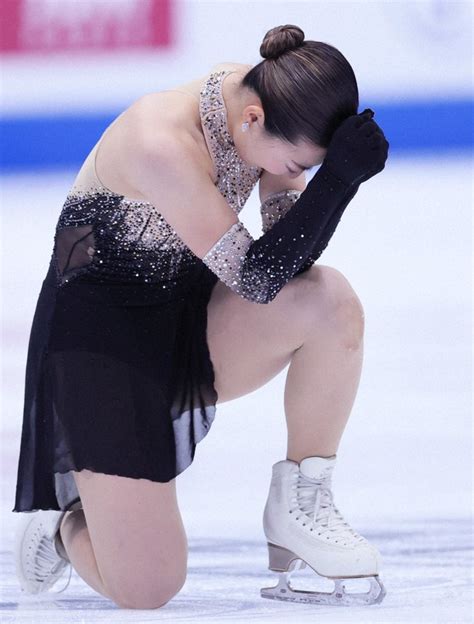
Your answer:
[129,132,357,303]
[258,167,356,277]
[258,182,359,276]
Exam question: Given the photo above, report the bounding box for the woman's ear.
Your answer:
[243,105,264,129]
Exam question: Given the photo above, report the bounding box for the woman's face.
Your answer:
[232,104,327,176]
[251,132,327,177]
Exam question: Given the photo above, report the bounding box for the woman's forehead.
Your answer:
[287,139,326,161]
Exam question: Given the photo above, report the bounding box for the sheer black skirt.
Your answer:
[12,259,219,512]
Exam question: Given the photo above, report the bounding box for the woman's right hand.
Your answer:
[322,108,389,188]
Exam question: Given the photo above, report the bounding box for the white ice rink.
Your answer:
[1,153,472,622]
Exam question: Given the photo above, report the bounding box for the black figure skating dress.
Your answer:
[12,70,265,512]
[13,68,361,513]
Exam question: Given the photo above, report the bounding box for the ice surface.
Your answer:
[1,154,472,621]
[0,520,472,622]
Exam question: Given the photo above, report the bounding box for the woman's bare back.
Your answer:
[93,62,253,202]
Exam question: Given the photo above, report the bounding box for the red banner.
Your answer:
[0,0,173,53]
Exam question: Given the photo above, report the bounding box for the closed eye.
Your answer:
[286,166,312,173]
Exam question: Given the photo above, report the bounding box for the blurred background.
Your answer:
[1,1,472,622]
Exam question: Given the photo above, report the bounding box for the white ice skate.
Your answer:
[14,509,74,594]
[261,456,386,606]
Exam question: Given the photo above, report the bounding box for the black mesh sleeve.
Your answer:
[202,162,357,303]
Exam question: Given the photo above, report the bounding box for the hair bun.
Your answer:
[260,24,305,59]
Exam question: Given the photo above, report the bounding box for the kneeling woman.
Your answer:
[13,24,388,609]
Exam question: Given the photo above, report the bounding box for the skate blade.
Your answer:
[261,558,386,606]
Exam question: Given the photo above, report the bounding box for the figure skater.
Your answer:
[13,24,389,609]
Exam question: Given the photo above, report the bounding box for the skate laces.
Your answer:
[294,472,366,544]
[31,535,72,593]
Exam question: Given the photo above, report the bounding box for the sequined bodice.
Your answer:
[199,71,262,213]
[53,70,263,286]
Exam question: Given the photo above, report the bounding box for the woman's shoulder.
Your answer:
[135,61,252,110]
[129,63,249,132]
[93,63,254,198]
[129,62,254,167]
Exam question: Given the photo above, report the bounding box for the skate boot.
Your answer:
[261,455,386,606]
[14,508,75,594]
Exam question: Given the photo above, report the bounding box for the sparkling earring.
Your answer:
[241,122,249,132]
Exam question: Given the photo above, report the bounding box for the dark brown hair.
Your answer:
[241,24,359,148]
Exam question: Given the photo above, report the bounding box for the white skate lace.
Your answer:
[293,472,367,545]
[31,535,72,593]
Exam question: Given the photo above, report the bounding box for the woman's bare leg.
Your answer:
[206,264,365,462]
[283,267,364,461]
[56,263,363,607]
[58,508,112,599]
[58,472,187,609]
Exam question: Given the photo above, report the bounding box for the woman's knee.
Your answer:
[101,536,187,609]
[71,470,188,610]
[109,569,187,610]
[297,265,365,349]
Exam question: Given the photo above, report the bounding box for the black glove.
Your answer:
[322,107,389,188]
[238,109,389,300]
[292,108,389,276]
[293,183,359,277]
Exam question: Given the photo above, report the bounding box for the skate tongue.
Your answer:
[299,456,337,480]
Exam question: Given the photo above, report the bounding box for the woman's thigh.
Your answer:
[206,265,341,403]
[207,264,361,403]
[72,469,187,609]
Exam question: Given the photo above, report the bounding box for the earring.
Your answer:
[241,122,249,132]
